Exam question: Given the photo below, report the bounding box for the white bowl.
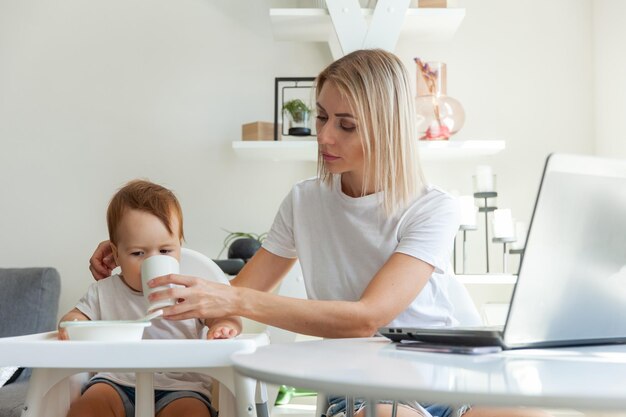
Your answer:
[60,320,151,341]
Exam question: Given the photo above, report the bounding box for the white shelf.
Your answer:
[456,274,517,285]
[419,140,506,160]
[233,141,317,162]
[232,140,505,162]
[270,7,465,43]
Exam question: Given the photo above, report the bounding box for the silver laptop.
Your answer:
[380,153,626,350]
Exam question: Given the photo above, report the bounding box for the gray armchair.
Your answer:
[0,268,61,417]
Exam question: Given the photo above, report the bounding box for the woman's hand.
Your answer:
[148,274,240,322]
[89,240,117,280]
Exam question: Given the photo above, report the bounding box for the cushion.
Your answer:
[0,268,61,417]
[0,268,61,338]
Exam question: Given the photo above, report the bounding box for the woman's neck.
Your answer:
[340,172,376,197]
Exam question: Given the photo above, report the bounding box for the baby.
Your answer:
[58,179,240,417]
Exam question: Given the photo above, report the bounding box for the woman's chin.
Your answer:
[324,164,346,175]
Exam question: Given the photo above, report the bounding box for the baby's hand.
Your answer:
[58,311,90,340]
[207,326,238,340]
[58,327,69,341]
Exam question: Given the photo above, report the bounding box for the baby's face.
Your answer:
[112,209,181,291]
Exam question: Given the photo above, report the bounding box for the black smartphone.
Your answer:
[396,341,502,355]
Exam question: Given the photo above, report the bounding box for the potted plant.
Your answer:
[282,99,312,136]
[219,229,266,258]
[214,230,267,276]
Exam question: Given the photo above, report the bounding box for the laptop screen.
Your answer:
[503,153,626,348]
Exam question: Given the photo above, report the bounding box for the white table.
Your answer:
[232,337,626,412]
[0,331,268,417]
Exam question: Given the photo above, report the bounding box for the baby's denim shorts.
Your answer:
[326,396,471,417]
[84,377,217,417]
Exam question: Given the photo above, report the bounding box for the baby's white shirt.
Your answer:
[75,274,213,398]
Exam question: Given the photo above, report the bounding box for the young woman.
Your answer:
[90,49,545,417]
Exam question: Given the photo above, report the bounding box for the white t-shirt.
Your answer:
[262,175,461,328]
[75,275,213,399]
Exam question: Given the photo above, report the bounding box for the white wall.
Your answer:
[398,0,594,275]
[0,0,323,315]
[0,0,602,317]
[593,0,626,158]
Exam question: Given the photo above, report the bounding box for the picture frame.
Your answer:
[274,77,316,141]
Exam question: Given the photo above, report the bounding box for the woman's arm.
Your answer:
[236,251,433,338]
[229,247,297,292]
[150,248,433,338]
[152,248,296,320]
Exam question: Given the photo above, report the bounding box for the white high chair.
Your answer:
[0,248,269,417]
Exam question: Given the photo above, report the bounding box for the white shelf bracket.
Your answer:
[327,26,344,60]
[325,0,368,55]
[325,0,410,56]
[364,0,410,50]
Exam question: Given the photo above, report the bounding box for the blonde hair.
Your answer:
[316,49,425,216]
[107,179,184,245]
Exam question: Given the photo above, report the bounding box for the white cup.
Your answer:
[141,255,180,312]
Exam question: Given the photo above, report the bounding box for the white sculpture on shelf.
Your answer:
[325,0,410,57]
